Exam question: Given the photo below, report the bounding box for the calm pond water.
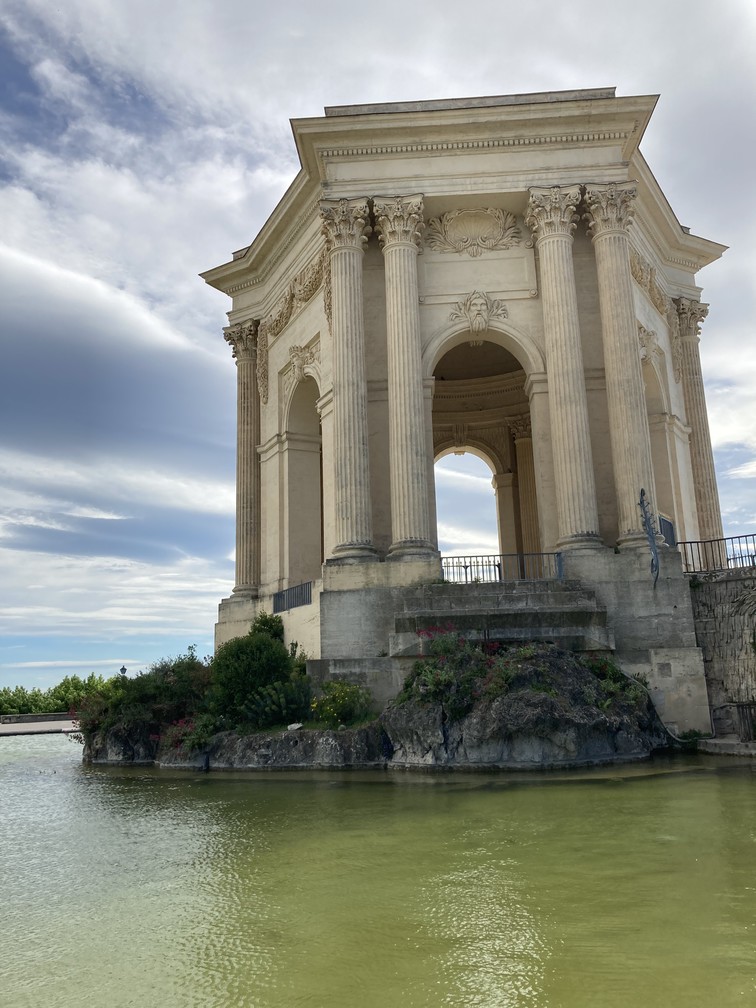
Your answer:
[1,735,755,1008]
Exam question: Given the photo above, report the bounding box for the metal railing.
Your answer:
[678,534,756,574]
[441,552,564,583]
[272,580,313,613]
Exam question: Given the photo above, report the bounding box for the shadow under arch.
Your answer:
[642,345,678,539]
[435,442,502,477]
[423,316,545,379]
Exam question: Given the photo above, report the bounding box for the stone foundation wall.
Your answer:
[689,572,756,734]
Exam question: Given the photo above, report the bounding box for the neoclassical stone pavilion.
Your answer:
[202,88,725,733]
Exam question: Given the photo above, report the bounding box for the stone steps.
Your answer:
[389,580,614,657]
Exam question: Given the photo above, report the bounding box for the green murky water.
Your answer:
[2,735,755,1007]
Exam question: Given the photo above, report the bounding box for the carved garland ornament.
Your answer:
[637,324,660,362]
[255,321,270,405]
[426,207,522,257]
[629,248,669,316]
[450,290,509,339]
[666,303,683,384]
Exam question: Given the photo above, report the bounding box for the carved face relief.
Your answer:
[450,290,509,334]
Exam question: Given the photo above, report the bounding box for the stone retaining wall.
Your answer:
[689,572,756,734]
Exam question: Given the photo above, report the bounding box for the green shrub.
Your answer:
[209,632,292,725]
[243,675,312,729]
[310,681,372,728]
[162,713,219,752]
[398,630,512,721]
[251,611,285,642]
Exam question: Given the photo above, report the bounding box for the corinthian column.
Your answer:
[525,185,601,548]
[584,182,655,547]
[676,298,724,540]
[373,194,436,559]
[224,320,260,595]
[320,198,377,561]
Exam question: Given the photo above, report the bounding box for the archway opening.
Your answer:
[432,335,538,558]
[434,450,499,556]
[285,377,322,585]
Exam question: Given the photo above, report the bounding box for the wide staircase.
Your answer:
[389,580,614,657]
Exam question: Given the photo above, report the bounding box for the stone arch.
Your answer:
[283,375,323,585]
[423,316,545,379]
[435,442,502,475]
[430,325,541,557]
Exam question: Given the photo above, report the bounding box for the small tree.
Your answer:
[209,632,292,725]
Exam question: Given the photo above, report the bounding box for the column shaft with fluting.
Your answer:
[676,298,724,540]
[526,186,600,547]
[224,320,260,595]
[321,198,376,560]
[584,182,656,546]
[374,195,436,558]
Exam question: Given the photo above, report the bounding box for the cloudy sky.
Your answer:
[1,0,755,690]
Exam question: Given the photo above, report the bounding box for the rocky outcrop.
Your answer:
[156,723,390,770]
[84,647,668,770]
[381,693,664,769]
[84,725,159,765]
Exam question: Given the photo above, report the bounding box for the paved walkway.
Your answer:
[0,717,75,736]
[698,735,756,757]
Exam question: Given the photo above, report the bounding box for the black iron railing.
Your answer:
[678,534,756,574]
[441,552,564,583]
[272,581,313,613]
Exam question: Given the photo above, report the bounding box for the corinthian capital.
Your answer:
[506,413,532,440]
[373,194,425,250]
[223,319,258,362]
[320,197,371,251]
[675,297,709,342]
[525,185,581,240]
[583,181,637,237]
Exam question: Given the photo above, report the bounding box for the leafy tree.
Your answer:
[209,632,292,725]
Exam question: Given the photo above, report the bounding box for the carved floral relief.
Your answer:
[426,208,522,257]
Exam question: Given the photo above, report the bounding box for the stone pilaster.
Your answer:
[525,185,601,548]
[675,298,724,540]
[373,194,436,559]
[224,319,260,595]
[583,182,656,546]
[506,413,540,555]
[320,197,377,561]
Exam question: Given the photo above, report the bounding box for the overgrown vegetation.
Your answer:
[70,612,372,754]
[398,628,650,721]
